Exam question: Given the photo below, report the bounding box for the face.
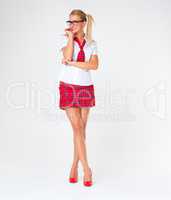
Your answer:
[67,14,86,34]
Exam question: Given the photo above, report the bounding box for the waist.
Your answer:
[59,81,94,87]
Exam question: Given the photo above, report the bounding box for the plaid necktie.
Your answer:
[74,37,86,62]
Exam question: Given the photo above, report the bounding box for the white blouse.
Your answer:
[57,35,98,86]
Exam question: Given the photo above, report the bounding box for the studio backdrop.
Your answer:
[0,0,170,199]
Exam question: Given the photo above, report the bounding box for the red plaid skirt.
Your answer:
[58,81,95,110]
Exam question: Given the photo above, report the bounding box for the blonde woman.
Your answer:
[58,9,99,187]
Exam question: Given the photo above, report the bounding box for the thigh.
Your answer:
[65,107,83,129]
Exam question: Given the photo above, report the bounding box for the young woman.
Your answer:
[57,9,99,187]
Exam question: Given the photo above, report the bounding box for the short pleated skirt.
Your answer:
[58,81,95,110]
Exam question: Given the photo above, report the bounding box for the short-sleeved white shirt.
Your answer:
[57,35,98,86]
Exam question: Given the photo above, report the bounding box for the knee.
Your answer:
[72,119,84,134]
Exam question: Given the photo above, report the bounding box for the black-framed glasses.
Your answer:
[66,20,85,25]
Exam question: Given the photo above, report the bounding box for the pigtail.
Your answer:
[85,14,95,43]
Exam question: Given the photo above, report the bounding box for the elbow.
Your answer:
[64,56,72,61]
[91,59,99,70]
[63,54,73,62]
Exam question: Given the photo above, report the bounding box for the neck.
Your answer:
[74,31,85,40]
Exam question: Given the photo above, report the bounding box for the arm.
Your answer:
[64,54,99,70]
[61,30,74,61]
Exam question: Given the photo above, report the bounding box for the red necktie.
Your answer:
[74,37,86,62]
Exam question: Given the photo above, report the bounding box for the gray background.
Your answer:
[0,0,170,199]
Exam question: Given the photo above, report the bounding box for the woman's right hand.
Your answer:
[64,28,74,39]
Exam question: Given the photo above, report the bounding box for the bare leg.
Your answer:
[65,107,91,177]
[72,108,90,168]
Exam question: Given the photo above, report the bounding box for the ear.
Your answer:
[82,21,86,28]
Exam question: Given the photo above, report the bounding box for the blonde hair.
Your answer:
[69,9,95,44]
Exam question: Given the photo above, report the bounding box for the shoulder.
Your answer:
[88,39,97,47]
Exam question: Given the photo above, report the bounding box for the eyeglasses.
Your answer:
[66,20,85,26]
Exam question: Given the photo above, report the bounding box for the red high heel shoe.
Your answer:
[69,177,78,183]
[83,168,93,187]
[69,167,78,183]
